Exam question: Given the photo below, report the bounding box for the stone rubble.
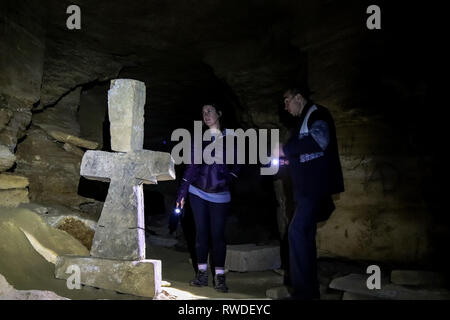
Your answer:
[55,256,161,298]
[0,173,29,189]
[0,144,15,172]
[48,130,99,150]
[0,274,69,300]
[329,273,450,300]
[265,285,290,300]
[63,143,85,157]
[0,173,29,207]
[225,244,281,272]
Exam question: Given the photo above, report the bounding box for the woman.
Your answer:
[175,103,239,293]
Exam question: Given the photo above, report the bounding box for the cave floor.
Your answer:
[147,245,284,300]
[146,244,374,300]
[0,207,373,300]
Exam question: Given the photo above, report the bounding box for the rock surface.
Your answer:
[0,207,89,262]
[329,273,450,300]
[225,244,281,272]
[0,189,29,207]
[342,292,381,300]
[0,1,45,104]
[0,274,68,300]
[48,131,99,150]
[17,202,97,251]
[63,143,86,157]
[0,162,30,208]
[266,285,291,300]
[33,88,82,138]
[0,1,44,152]
[15,127,89,208]
[19,202,98,231]
[390,270,448,287]
[0,144,15,172]
[56,217,95,251]
[0,97,32,151]
[0,173,29,189]
[55,256,162,298]
[0,207,152,300]
[0,108,13,131]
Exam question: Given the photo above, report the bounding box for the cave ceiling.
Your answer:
[33,0,371,132]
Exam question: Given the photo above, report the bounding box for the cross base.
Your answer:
[90,226,146,260]
[55,255,161,298]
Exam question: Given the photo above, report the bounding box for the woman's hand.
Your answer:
[176,197,185,209]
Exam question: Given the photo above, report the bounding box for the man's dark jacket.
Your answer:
[283,101,344,200]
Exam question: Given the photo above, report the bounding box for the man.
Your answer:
[277,87,344,299]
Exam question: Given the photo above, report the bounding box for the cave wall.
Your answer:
[0,0,44,153]
[0,0,445,266]
[293,1,440,265]
[78,82,109,147]
[1,0,125,210]
[0,1,46,206]
[15,88,89,208]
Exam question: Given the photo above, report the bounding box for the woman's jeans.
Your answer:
[189,193,229,268]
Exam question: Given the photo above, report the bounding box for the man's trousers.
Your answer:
[288,195,322,299]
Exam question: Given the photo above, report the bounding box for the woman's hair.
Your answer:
[203,103,223,114]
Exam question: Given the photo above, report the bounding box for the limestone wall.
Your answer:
[0,0,46,207]
[0,0,442,267]
[316,120,433,264]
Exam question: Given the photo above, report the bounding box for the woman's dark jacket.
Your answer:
[176,132,240,203]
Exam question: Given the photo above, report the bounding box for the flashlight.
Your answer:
[170,207,183,234]
[271,157,289,166]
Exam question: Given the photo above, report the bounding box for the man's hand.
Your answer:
[272,142,286,158]
[279,143,286,157]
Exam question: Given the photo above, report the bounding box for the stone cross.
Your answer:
[80,79,175,260]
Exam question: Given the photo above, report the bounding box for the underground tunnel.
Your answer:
[0,0,448,303]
